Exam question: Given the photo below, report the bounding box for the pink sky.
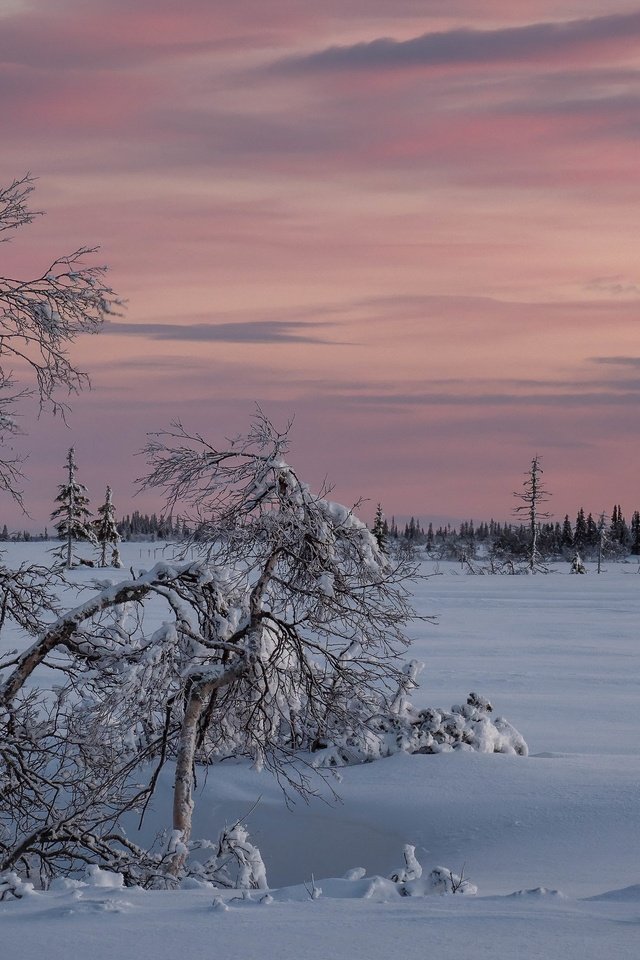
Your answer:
[2,0,639,530]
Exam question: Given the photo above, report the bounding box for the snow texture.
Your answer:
[1,546,640,959]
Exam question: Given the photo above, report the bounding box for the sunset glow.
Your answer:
[2,0,639,528]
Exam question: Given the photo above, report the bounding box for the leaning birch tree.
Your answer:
[0,412,423,885]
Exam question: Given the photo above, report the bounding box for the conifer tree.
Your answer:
[560,513,573,547]
[94,485,121,567]
[596,512,608,574]
[586,512,598,548]
[371,503,387,552]
[50,447,96,568]
[631,511,640,556]
[574,508,587,549]
[610,504,629,546]
[426,522,434,551]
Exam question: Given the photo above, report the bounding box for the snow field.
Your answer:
[2,545,639,958]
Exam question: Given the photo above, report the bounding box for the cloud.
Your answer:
[590,356,640,368]
[103,319,332,344]
[586,276,640,297]
[277,12,640,74]
[0,0,314,71]
[338,390,640,409]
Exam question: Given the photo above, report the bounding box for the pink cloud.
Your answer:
[2,2,639,531]
[276,12,640,75]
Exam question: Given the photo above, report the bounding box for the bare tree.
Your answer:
[513,455,551,573]
[1,412,423,885]
[0,174,121,506]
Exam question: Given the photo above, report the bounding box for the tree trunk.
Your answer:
[169,661,250,877]
[170,685,205,876]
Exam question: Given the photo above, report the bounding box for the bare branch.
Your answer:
[0,174,123,506]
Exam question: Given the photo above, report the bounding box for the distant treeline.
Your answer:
[0,512,192,543]
[383,505,640,560]
[3,505,640,559]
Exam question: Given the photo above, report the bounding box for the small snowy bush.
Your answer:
[312,684,527,767]
[190,823,268,891]
[428,866,477,896]
[389,844,422,883]
[407,692,528,756]
[0,871,36,901]
[388,846,478,897]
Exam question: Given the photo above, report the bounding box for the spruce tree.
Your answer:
[51,447,96,568]
[596,512,608,574]
[609,505,628,545]
[371,503,387,552]
[426,522,434,551]
[574,508,587,549]
[631,511,640,556]
[560,515,573,548]
[94,485,121,567]
[586,512,598,548]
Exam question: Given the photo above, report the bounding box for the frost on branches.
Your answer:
[0,413,529,890]
[188,822,268,891]
[0,412,425,885]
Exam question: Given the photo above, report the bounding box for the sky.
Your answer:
[1,0,639,530]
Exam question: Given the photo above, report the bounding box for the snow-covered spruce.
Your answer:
[50,446,96,568]
[94,485,121,567]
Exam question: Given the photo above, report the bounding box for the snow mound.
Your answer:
[508,887,565,899]
[211,851,479,904]
[585,884,640,903]
[85,866,125,889]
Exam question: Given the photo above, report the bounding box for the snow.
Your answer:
[2,544,640,958]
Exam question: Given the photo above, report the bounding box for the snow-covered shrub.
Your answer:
[389,844,422,883]
[312,682,528,767]
[0,871,36,901]
[189,823,268,891]
[407,692,528,756]
[428,866,477,895]
[387,846,477,897]
[570,552,586,574]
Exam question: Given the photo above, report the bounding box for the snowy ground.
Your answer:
[2,544,640,959]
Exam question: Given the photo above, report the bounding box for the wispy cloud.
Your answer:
[586,276,640,297]
[277,12,640,74]
[103,319,333,344]
[590,356,640,368]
